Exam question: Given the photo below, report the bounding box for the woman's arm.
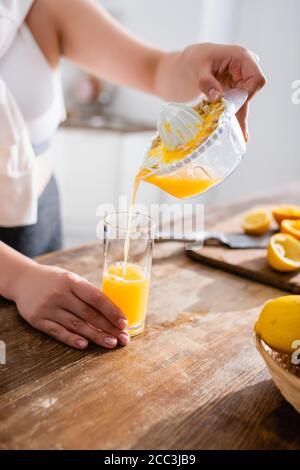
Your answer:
[0,242,37,301]
[27,0,163,93]
[0,242,130,349]
[28,0,265,139]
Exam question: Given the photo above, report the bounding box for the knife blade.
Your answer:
[156,231,273,249]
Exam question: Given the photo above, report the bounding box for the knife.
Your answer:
[156,231,273,249]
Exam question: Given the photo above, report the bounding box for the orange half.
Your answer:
[267,233,300,272]
[281,219,300,241]
[272,204,300,225]
[242,209,271,235]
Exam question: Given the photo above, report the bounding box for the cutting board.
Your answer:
[186,206,300,294]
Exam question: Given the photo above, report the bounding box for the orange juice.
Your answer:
[144,167,218,199]
[102,261,150,335]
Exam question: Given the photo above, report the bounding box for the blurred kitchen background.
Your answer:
[52,0,300,247]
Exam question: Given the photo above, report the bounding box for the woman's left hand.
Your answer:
[155,43,266,141]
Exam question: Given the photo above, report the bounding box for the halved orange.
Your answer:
[272,204,300,225]
[281,219,300,241]
[242,209,271,235]
[267,233,300,272]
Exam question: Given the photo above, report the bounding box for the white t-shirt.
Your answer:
[0,0,65,226]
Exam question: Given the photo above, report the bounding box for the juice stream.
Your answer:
[104,170,150,332]
[105,163,219,331]
[123,166,218,272]
[123,169,147,274]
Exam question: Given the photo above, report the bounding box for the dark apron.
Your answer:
[0,175,62,257]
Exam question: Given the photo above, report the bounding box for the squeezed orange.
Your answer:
[102,262,150,335]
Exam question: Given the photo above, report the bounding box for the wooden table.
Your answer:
[1,185,300,450]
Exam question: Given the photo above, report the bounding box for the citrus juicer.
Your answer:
[141,89,248,198]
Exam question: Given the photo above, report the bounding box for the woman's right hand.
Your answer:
[13,262,130,350]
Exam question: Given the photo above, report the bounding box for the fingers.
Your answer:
[67,273,128,329]
[213,46,266,102]
[38,319,89,350]
[239,51,266,100]
[236,101,250,142]
[118,331,131,346]
[48,309,130,348]
[198,72,224,102]
[62,292,125,337]
[242,72,266,101]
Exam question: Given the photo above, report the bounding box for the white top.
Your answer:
[0,0,65,226]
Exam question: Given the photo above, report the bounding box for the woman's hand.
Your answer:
[13,262,130,350]
[155,43,266,141]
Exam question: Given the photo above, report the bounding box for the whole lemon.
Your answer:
[255,296,300,353]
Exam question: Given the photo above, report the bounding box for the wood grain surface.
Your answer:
[187,204,300,294]
[0,184,300,450]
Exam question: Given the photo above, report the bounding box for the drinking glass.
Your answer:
[102,212,154,337]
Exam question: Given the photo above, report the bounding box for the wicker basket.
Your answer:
[255,334,300,413]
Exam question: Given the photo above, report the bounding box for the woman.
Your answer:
[0,0,266,350]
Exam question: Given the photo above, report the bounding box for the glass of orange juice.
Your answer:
[102,212,154,337]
